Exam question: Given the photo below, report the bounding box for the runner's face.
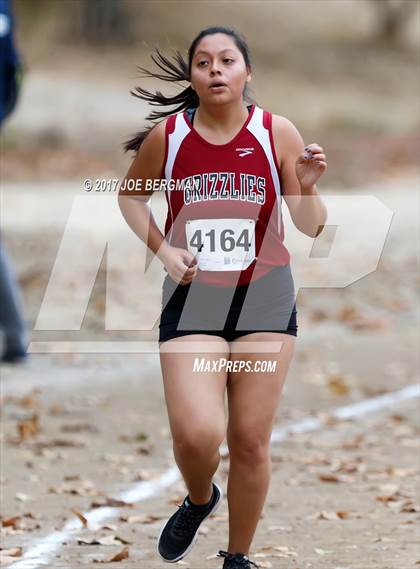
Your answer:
[190,34,251,105]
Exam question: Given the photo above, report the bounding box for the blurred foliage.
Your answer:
[66,0,135,46]
[13,0,419,52]
[368,0,418,46]
[5,0,418,186]
[15,0,135,46]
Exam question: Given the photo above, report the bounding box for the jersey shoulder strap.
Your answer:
[161,112,189,179]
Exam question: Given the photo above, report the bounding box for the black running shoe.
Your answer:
[217,550,260,568]
[1,349,27,363]
[157,481,223,562]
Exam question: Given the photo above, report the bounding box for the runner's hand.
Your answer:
[295,143,327,191]
[161,246,198,285]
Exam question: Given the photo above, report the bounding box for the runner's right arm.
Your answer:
[118,120,198,284]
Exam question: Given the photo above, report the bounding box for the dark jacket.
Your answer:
[0,0,22,126]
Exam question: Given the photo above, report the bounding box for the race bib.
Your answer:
[185,218,256,271]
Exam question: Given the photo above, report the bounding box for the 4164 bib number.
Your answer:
[185,218,256,271]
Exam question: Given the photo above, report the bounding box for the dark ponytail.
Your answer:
[123,26,256,154]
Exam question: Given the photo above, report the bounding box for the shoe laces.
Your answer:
[171,500,207,537]
[218,550,259,568]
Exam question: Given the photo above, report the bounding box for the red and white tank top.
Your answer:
[161,104,291,287]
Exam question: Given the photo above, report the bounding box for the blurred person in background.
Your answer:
[0,0,28,363]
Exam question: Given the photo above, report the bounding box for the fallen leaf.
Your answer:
[1,516,21,528]
[119,514,163,524]
[311,308,329,322]
[385,466,417,478]
[17,414,39,442]
[318,474,340,483]
[101,524,118,531]
[72,509,88,528]
[318,511,341,520]
[255,561,272,568]
[314,547,333,555]
[49,480,99,497]
[273,545,297,557]
[0,547,22,558]
[110,547,129,562]
[342,434,365,449]
[400,501,419,513]
[15,493,31,502]
[317,411,339,426]
[267,525,293,531]
[337,306,360,322]
[93,546,129,563]
[327,374,350,396]
[91,498,133,509]
[24,438,86,452]
[78,535,131,546]
[60,423,99,434]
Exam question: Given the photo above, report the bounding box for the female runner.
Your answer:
[118,25,327,569]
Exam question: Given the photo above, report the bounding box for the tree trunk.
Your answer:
[369,0,416,46]
[72,0,134,46]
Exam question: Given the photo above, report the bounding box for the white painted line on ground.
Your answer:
[7,383,419,569]
[269,382,420,443]
[7,467,180,569]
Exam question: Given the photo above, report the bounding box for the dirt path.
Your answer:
[1,344,418,568]
[1,177,419,568]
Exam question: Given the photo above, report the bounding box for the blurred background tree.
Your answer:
[368,0,418,46]
[4,0,419,187]
[14,0,135,47]
[69,0,134,46]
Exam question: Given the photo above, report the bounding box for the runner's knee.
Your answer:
[173,421,225,457]
[227,429,270,465]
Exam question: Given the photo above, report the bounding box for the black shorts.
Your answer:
[159,264,298,345]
